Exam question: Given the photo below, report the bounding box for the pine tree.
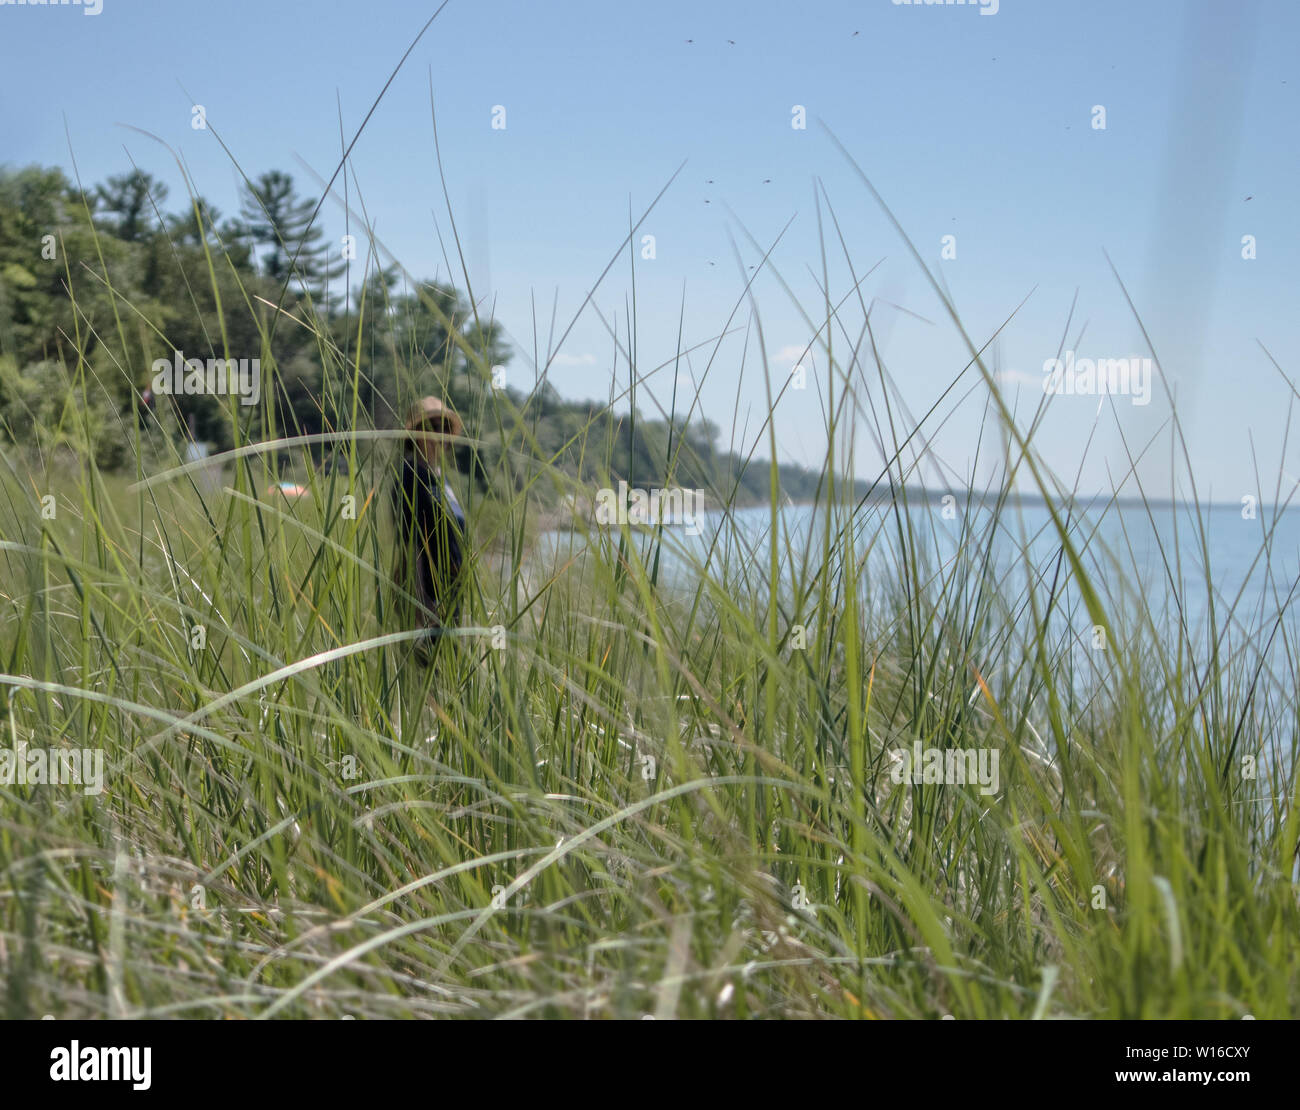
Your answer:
[94,170,168,243]
[235,171,343,298]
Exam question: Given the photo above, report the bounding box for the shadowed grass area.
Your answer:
[1,88,1297,1020]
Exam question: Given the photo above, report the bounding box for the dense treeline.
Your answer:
[0,164,843,503]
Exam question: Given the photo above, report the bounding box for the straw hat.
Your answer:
[404,396,464,439]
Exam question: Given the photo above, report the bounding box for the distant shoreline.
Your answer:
[531,488,1277,531]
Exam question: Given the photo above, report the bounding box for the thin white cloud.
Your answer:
[549,352,598,367]
[775,343,812,367]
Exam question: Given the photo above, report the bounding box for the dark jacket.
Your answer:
[391,451,467,629]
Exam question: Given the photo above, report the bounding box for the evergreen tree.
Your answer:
[235,170,343,297]
[94,170,168,243]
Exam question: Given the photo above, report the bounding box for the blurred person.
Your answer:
[391,397,468,665]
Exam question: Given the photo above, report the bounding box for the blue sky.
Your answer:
[2,0,1297,501]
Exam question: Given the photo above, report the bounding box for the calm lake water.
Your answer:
[540,499,1300,652]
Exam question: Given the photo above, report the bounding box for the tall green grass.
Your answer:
[1,106,1297,1019]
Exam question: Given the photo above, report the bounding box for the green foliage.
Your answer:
[0,163,838,506]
